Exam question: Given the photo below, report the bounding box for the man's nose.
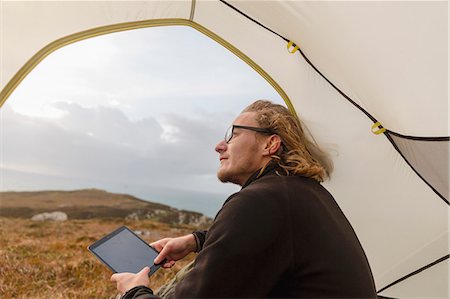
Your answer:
[215,140,227,153]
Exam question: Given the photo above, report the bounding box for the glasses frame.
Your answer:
[225,125,274,143]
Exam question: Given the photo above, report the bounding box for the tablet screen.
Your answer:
[89,226,162,276]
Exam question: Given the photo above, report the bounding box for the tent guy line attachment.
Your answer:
[371,122,386,135]
[376,254,449,294]
[287,41,300,54]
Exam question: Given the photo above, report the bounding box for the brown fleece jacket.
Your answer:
[123,165,377,298]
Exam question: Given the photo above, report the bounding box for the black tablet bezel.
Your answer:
[88,226,162,276]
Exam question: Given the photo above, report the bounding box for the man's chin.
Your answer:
[217,170,229,183]
[217,170,240,185]
[217,169,233,183]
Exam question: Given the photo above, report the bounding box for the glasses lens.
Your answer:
[225,125,233,143]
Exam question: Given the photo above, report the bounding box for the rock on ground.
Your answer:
[31,211,68,221]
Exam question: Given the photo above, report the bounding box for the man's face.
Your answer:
[215,112,269,186]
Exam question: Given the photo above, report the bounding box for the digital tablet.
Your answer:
[88,226,162,276]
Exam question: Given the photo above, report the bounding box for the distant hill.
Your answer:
[0,189,211,227]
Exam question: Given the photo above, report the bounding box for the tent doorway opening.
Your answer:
[1,24,287,217]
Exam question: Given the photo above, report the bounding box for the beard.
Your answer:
[217,167,239,185]
[216,159,257,186]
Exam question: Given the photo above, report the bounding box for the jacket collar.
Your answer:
[241,160,278,189]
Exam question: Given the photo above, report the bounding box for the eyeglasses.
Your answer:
[224,125,274,143]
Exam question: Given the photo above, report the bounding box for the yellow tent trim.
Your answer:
[0,18,298,117]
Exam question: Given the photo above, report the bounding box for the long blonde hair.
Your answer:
[243,100,333,182]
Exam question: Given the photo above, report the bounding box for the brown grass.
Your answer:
[0,217,197,299]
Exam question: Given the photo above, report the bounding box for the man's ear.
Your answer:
[262,135,282,156]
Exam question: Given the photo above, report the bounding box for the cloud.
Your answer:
[1,102,237,195]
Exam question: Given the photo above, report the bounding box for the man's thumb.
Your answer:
[140,266,150,275]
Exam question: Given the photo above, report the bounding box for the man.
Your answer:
[111,100,377,298]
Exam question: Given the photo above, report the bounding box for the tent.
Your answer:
[1,1,448,297]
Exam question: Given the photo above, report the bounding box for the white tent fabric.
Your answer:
[1,1,448,298]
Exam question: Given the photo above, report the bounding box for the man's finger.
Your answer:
[150,238,169,251]
[163,260,175,268]
[150,242,162,251]
[162,260,175,268]
[154,246,170,264]
[154,254,164,265]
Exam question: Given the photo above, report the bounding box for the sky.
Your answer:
[0,25,285,217]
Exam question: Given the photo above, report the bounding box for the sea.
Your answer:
[1,168,239,218]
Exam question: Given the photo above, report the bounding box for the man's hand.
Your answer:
[150,234,197,268]
[110,266,150,294]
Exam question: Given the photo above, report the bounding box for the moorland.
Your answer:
[0,189,210,298]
